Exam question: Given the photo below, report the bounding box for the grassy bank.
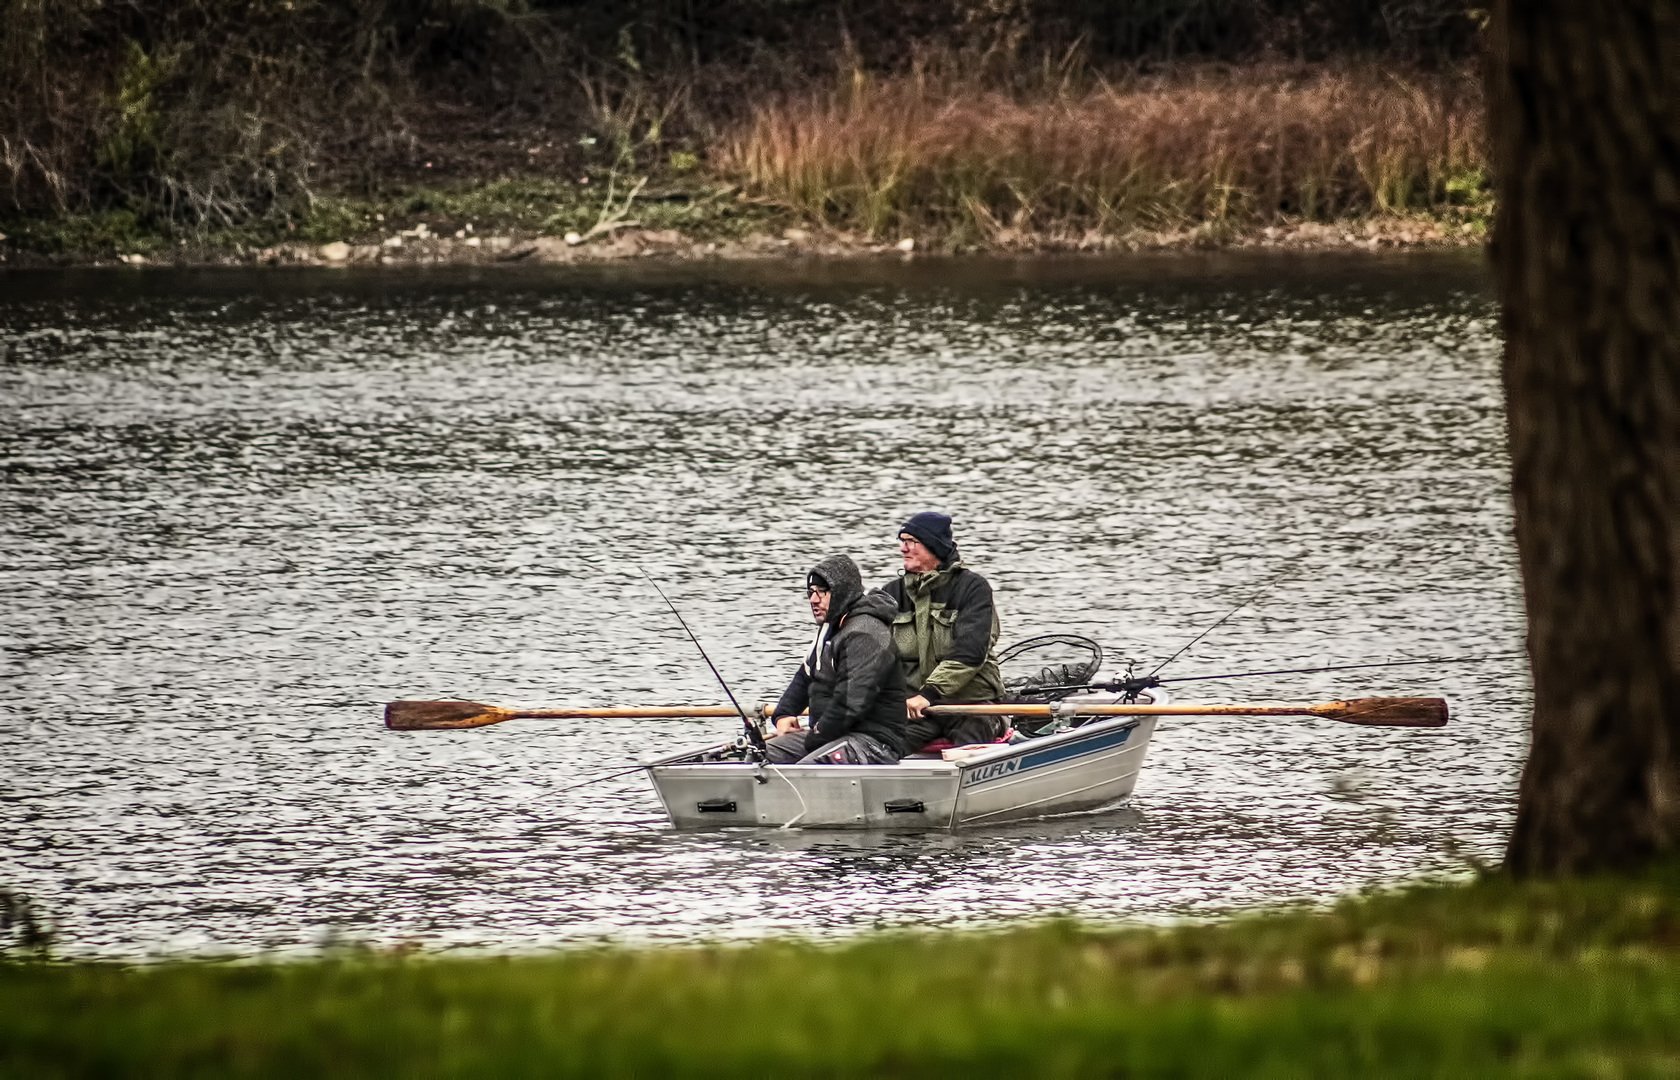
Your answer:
[0,61,1488,267]
[0,3,1488,265]
[6,867,1680,1076]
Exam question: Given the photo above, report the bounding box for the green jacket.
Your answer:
[878,561,1006,704]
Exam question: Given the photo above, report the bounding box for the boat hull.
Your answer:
[647,712,1158,830]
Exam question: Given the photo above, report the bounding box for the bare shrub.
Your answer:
[0,0,576,228]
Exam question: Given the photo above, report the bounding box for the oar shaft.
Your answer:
[514,706,757,719]
[927,696,1448,727]
[925,703,1304,717]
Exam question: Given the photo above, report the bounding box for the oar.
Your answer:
[386,695,1447,731]
[385,700,764,731]
[925,696,1448,728]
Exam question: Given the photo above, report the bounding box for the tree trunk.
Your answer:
[1492,1,1680,875]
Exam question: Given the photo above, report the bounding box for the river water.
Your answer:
[0,252,1527,961]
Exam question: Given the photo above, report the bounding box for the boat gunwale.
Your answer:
[644,711,1149,779]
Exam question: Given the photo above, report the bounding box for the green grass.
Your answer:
[6,867,1680,1077]
[0,209,167,257]
[289,178,780,245]
[0,176,791,262]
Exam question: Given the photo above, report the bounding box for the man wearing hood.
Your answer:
[764,553,908,765]
[879,511,1008,752]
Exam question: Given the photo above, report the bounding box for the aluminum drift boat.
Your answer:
[645,687,1167,830]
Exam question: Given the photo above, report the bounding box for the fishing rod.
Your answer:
[640,568,769,760]
[1144,567,1295,680]
[1022,652,1528,698]
[552,763,650,795]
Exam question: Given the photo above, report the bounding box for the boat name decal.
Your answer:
[965,757,1023,786]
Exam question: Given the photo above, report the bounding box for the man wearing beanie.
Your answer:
[763,553,908,765]
[878,511,1008,752]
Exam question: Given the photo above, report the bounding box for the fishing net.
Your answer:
[998,634,1104,702]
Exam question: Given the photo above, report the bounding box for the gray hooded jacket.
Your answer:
[771,554,908,755]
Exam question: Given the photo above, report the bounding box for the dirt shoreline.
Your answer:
[0,215,1481,271]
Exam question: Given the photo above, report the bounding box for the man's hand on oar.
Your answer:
[925,696,1449,728]
[383,700,768,731]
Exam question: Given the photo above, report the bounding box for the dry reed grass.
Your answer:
[720,65,1487,242]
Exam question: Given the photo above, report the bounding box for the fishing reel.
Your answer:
[732,732,771,780]
[699,731,768,766]
[1110,659,1160,703]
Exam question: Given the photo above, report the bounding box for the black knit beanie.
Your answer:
[899,511,956,564]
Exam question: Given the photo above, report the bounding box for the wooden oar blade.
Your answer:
[384,700,509,730]
[1316,696,1449,727]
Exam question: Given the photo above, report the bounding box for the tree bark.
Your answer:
[1492,1,1680,875]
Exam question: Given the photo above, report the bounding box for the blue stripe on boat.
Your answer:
[961,722,1136,788]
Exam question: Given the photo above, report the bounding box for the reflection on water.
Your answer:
[0,252,1527,959]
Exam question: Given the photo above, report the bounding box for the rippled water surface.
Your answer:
[0,253,1526,960]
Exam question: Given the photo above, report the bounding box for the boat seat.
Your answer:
[904,730,1015,759]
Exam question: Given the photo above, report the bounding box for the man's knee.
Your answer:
[797,733,898,765]
[765,731,806,764]
[902,710,1005,754]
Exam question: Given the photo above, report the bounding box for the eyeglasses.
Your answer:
[805,586,831,598]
